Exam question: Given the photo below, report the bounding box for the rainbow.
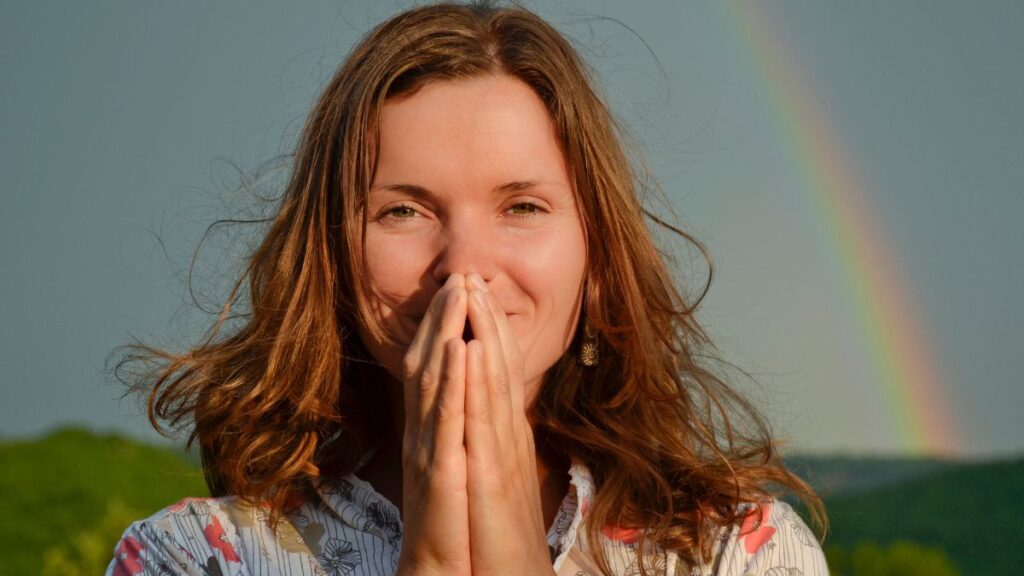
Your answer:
[727,4,962,455]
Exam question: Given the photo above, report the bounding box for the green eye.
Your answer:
[510,202,539,215]
[387,205,417,218]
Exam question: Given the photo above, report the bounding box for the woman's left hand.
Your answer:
[463,273,556,576]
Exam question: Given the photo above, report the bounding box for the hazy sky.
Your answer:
[2,1,1021,456]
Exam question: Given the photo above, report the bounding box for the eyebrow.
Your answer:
[370,180,544,199]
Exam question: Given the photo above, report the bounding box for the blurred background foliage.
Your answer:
[0,428,207,575]
[825,541,959,576]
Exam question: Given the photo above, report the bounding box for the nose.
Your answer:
[431,214,497,286]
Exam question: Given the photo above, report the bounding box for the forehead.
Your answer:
[372,74,571,192]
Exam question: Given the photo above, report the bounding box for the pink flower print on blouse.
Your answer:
[203,515,242,563]
[112,535,145,576]
[587,494,642,545]
[738,502,777,555]
[177,544,196,564]
[602,525,642,545]
[168,497,211,518]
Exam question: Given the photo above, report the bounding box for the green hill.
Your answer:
[0,427,208,575]
[786,454,958,497]
[824,457,1024,576]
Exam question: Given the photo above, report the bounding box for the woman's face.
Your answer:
[360,73,587,408]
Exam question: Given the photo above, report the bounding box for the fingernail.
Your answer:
[446,287,462,305]
[472,289,487,307]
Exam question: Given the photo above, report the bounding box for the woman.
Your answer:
[108,2,828,575]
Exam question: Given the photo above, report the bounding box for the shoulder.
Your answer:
[701,499,829,576]
[105,497,238,575]
[105,477,404,576]
[104,496,323,576]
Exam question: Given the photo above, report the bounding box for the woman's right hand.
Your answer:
[395,273,472,576]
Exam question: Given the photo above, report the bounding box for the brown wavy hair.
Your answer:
[114,1,825,572]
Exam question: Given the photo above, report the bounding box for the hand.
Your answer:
[396,273,472,576]
[395,272,555,576]
[463,273,554,576]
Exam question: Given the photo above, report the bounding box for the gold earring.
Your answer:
[579,318,599,367]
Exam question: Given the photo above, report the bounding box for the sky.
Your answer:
[2,1,1021,457]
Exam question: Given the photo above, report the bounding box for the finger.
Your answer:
[467,278,539,510]
[402,286,447,427]
[432,337,467,461]
[417,284,468,425]
[466,284,513,447]
[404,274,464,367]
[480,288,526,415]
[403,274,466,426]
[467,276,541,532]
[472,280,532,467]
[522,423,543,528]
[464,339,498,463]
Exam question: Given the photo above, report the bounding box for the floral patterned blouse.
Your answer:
[106,460,828,575]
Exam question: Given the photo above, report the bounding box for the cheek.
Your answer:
[508,225,587,366]
[364,233,435,317]
[359,232,439,381]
